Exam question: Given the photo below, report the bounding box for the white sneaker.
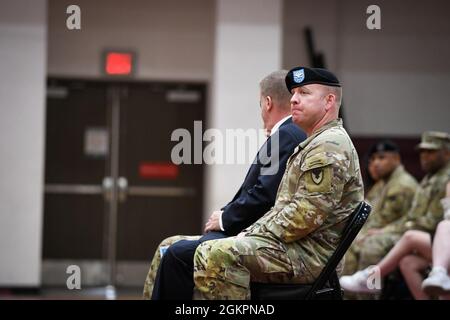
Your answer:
[422,268,450,296]
[340,268,381,294]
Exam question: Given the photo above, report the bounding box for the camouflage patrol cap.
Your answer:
[416,131,450,150]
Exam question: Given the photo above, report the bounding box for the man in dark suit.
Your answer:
[144,70,306,300]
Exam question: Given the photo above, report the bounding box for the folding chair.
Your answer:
[251,201,372,300]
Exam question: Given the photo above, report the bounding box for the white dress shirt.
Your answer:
[218,115,292,231]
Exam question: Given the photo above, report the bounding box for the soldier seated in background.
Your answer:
[340,131,450,299]
[192,67,364,300]
[342,140,418,277]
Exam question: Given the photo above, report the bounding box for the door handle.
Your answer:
[117,177,128,202]
[102,177,114,201]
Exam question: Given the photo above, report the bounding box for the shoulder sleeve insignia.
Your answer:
[311,168,324,185]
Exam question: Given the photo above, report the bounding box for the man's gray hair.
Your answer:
[259,70,291,111]
[327,86,343,108]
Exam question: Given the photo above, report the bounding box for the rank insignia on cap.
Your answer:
[293,69,305,83]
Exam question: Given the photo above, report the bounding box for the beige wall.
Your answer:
[49,0,450,135]
[0,0,47,286]
[283,0,340,71]
[283,0,450,136]
[205,0,283,223]
[48,0,215,81]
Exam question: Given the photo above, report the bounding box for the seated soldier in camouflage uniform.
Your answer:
[192,67,364,300]
[342,140,419,276]
[340,131,450,299]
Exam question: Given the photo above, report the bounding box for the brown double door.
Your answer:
[43,78,205,287]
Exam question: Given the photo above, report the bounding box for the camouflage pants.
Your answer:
[193,236,297,300]
[343,232,401,275]
[142,234,201,300]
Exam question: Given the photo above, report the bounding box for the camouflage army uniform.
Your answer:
[365,180,384,209]
[382,161,450,236]
[343,165,419,275]
[193,119,364,300]
[142,235,201,299]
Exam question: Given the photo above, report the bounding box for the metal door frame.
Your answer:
[43,78,203,289]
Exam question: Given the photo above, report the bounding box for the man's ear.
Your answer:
[324,93,335,111]
[394,153,401,164]
[444,149,450,161]
[265,96,273,111]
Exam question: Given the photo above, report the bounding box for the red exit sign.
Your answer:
[104,51,135,76]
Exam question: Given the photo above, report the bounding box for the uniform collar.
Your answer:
[299,118,343,149]
[386,165,405,183]
[422,160,450,185]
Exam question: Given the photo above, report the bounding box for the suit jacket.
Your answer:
[220,117,306,236]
